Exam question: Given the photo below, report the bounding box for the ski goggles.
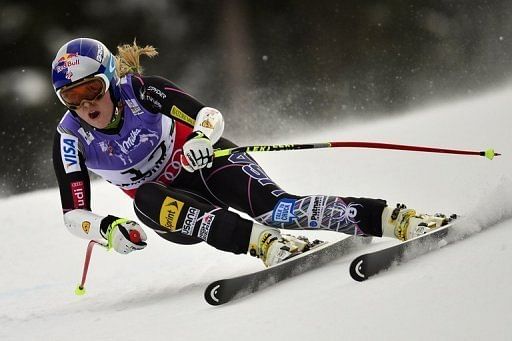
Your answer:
[56,74,109,110]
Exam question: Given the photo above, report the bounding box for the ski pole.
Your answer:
[74,230,141,296]
[74,240,107,296]
[213,141,501,160]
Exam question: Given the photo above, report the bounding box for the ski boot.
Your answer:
[381,204,450,241]
[248,224,322,267]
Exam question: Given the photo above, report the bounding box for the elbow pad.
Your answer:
[63,209,107,241]
[193,107,225,144]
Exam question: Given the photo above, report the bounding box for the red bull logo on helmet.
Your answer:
[55,53,80,73]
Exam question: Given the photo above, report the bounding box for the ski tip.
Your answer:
[204,281,223,306]
[349,257,368,282]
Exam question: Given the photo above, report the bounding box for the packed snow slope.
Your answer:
[1,86,512,341]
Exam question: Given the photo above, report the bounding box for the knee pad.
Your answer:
[134,182,252,253]
[134,182,202,245]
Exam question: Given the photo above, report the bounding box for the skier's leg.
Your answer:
[134,182,313,266]
[133,181,252,253]
[197,139,449,241]
[244,181,448,241]
[195,140,386,237]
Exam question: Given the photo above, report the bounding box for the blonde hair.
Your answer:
[115,39,158,77]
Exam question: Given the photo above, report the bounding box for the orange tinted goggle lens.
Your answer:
[60,78,105,106]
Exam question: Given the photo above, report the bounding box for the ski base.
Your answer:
[350,218,459,282]
[205,235,371,306]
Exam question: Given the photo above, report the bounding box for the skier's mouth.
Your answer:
[89,111,100,120]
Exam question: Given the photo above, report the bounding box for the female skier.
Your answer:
[52,38,447,267]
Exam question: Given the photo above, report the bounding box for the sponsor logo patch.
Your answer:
[82,221,91,234]
[97,127,159,166]
[145,95,163,110]
[70,181,85,208]
[147,86,167,99]
[182,207,200,236]
[61,133,81,173]
[309,196,326,228]
[78,127,95,145]
[159,196,184,231]
[55,53,80,73]
[96,44,104,62]
[170,105,195,126]
[125,98,143,115]
[330,202,362,226]
[198,214,215,241]
[272,198,296,223]
[200,119,214,129]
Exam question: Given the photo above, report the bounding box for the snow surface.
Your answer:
[1,86,512,340]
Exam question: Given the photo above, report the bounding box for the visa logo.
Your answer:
[60,133,81,174]
[63,138,77,166]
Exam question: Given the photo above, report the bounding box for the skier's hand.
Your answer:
[106,219,147,254]
[181,131,213,172]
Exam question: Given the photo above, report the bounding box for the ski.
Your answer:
[205,235,371,306]
[349,217,459,281]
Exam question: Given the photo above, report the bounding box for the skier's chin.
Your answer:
[87,110,110,129]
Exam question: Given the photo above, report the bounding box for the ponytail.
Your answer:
[115,39,158,77]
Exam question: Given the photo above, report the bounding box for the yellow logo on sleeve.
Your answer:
[170,106,195,126]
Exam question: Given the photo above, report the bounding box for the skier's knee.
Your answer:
[133,182,202,245]
[133,182,253,253]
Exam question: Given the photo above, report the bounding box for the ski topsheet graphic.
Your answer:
[349,219,460,281]
[205,235,371,306]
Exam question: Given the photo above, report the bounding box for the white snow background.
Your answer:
[1,85,511,340]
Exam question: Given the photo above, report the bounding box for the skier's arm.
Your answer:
[53,131,147,253]
[63,209,147,254]
[52,130,91,214]
[131,75,224,172]
[132,75,225,143]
